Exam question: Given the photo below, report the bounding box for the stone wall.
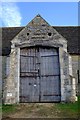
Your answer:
[3,48,16,104]
[4,15,77,103]
[2,56,6,103]
[71,55,79,82]
[0,56,2,103]
[59,48,69,102]
[4,46,77,103]
[59,48,77,102]
[71,55,80,95]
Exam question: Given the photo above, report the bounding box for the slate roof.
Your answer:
[0,26,79,56]
[1,27,24,56]
[54,26,79,54]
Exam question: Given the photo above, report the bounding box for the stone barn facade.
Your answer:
[1,15,79,104]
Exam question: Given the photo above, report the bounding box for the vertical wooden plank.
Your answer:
[40,47,60,102]
[20,47,60,102]
[20,47,39,102]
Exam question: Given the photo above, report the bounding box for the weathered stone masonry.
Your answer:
[3,15,77,104]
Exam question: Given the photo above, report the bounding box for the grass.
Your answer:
[2,96,80,118]
[55,102,79,118]
[55,96,80,118]
[2,104,16,115]
[56,102,78,112]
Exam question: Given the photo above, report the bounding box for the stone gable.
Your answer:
[3,15,77,104]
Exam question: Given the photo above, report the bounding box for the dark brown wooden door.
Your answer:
[20,47,60,102]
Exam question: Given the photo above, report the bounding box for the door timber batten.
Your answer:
[20,46,61,102]
[37,48,41,102]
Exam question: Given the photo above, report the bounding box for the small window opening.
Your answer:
[27,33,29,36]
[42,24,46,26]
[48,32,52,36]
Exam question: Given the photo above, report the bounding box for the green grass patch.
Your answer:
[56,96,80,112]
[56,102,78,112]
[2,97,80,118]
[2,104,17,115]
[55,101,79,118]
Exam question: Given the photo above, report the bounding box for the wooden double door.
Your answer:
[20,47,61,102]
